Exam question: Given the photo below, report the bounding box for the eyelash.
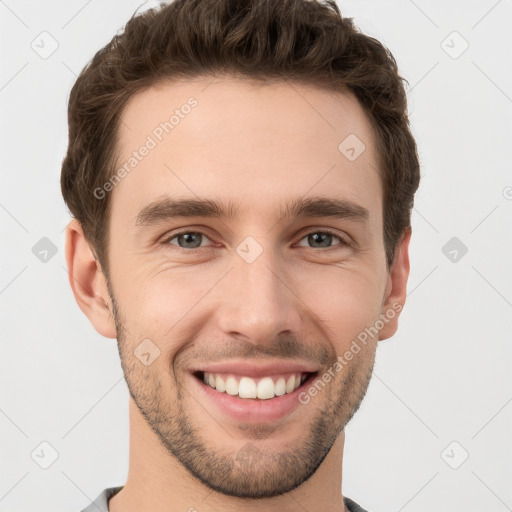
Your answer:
[161,228,350,251]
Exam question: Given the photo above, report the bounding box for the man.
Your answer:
[61,0,420,510]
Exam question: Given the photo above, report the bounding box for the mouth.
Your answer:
[191,370,319,423]
[193,370,317,400]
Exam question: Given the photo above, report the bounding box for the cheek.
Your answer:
[120,269,216,345]
[114,249,386,352]
[298,265,384,348]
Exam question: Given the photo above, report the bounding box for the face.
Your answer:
[88,77,406,498]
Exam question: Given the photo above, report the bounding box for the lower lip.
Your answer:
[191,372,317,423]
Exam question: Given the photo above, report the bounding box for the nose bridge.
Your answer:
[216,240,300,344]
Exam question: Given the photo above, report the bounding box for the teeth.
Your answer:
[286,375,295,393]
[274,377,286,396]
[201,372,308,400]
[257,377,275,399]
[215,374,226,393]
[225,376,238,396]
[239,377,257,399]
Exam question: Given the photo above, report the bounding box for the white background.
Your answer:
[1,1,511,510]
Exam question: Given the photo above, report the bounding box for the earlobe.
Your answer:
[378,228,411,341]
[65,219,117,339]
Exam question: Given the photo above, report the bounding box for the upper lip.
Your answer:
[190,360,320,378]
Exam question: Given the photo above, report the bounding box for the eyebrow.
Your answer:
[135,195,369,227]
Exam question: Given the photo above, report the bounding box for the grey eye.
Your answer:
[169,232,209,249]
[297,231,344,249]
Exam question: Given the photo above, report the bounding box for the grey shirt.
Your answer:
[81,486,370,512]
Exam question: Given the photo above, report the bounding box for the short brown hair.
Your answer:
[61,0,420,279]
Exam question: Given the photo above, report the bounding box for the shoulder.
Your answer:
[344,495,371,512]
[79,486,124,512]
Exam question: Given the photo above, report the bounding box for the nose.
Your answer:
[215,243,303,348]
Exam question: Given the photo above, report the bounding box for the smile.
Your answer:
[198,371,311,400]
[191,369,318,423]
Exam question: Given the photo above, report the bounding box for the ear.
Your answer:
[64,219,117,339]
[378,227,411,341]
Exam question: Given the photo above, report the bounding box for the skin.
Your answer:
[66,76,411,512]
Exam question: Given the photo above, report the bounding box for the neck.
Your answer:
[109,399,348,512]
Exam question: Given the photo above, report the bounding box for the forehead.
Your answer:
[111,76,382,228]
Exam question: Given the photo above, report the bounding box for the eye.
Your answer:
[296,230,349,249]
[164,231,213,249]
[161,229,350,251]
